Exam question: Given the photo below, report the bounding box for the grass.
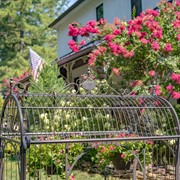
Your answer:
[2,160,108,180]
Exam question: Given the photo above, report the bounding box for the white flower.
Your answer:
[155,130,163,135]
[95,80,100,84]
[105,114,110,119]
[40,113,47,119]
[72,89,76,94]
[61,101,65,106]
[169,139,175,145]
[65,114,70,119]
[66,101,70,106]
[44,118,49,124]
[82,116,88,121]
[79,87,85,93]
[87,105,93,108]
[101,79,106,84]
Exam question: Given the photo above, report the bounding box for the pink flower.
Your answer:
[113,29,121,35]
[88,58,95,67]
[99,18,106,25]
[56,159,61,163]
[166,85,174,93]
[79,39,86,46]
[114,17,121,26]
[155,85,162,96]
[104,34,115,42]
[151,41,160,51]
[145,9,159,17]
[173,20,180,29]
[68,40,76,46]
[121,154,126,159]
[171,73,180,84]
[112,68,119,76]
[86,20,97,27]
[172,91,180,99]
[116,44,125,54]
[138,98,144,105]
[68,40,80,52]
[140,38,149,44]
[101,146,106,153]
[119,133,125,138]
[164,43,173,52]
[146,140,154,145]
[152,29,162,39]
[92,49,101,56]
[119,25,125,32]
[68,24,79,37]
[70,175,75,180]
[109,145,114,151]
[148,70,156,77]
[177,34,180,41]
[154,100,161,106]
[79,27,89,37]
[98,46,107,53]
[123,51,134,58]
[130,80,143,87]
[176,1,180,7]
[108,42,118,53]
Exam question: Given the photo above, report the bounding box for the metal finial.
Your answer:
[87,66,91,79]
[10,78,13,94]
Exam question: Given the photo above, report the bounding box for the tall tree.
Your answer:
[0,0,70,88]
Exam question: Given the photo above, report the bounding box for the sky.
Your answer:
[68,0,77,7]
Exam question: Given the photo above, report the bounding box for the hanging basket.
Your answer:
[112,153,131,170]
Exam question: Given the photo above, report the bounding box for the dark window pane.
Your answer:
[72,36,78,42]
[96,4,103,21]
[131,0,142,17]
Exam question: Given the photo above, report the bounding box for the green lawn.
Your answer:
[2,160,108,180]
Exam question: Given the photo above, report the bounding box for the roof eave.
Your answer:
[57,46,94,66]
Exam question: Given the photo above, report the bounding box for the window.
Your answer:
[131,0,142,18]
[72,36,78,42]
[96,4,103,21]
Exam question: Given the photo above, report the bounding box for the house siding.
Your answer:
[56,0,161,58]
[142,0,160,10]
[57,0,133,57]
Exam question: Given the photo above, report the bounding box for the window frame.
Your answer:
[131,0,142,18]
[96,3,104,21]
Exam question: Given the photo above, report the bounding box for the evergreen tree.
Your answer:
[29,63,66,93]
[0,0,70,89]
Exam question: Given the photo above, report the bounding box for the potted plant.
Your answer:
[92,133,153,170]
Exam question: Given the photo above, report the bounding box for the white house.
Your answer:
[49,0,167,83]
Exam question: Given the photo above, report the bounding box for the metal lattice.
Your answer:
[0,78,180,180]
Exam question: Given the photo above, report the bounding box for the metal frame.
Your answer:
[0,78,180,180]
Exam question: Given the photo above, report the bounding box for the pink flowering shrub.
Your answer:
[2,70,29,95]
[67,1,180,102]
[92,133,153,169]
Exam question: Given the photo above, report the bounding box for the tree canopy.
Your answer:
[0,0,70,90]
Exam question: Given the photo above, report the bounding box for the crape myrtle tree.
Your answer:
[0,0,70,91]
[67,0,180,117]
[67,1,180,99]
